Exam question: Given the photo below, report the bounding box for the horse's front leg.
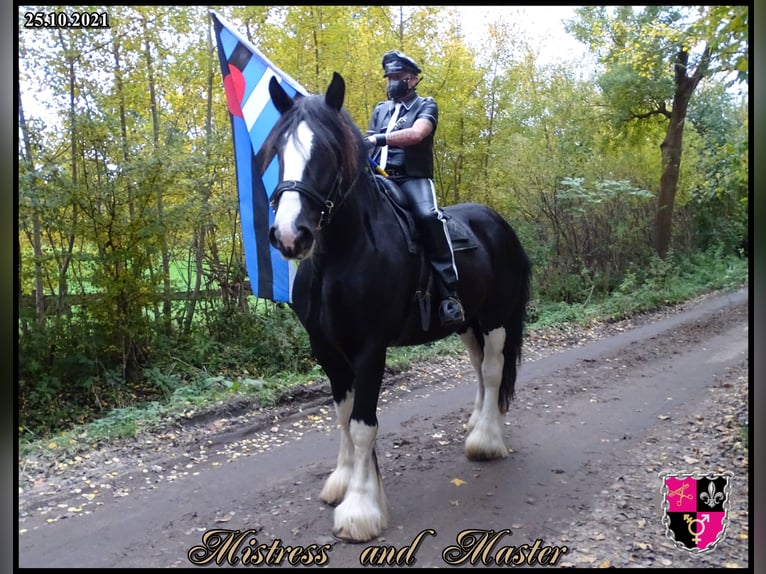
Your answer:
[320,387,354,505]
[332,347,388,543]
[316,350,355,506]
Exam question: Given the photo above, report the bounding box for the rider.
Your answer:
[366,50,465,328]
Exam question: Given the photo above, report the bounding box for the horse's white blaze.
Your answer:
[332,419,387,542]
[465,326,509,460]
[320,390,354,505]
[459,327,485,431]
[272,121,314,250]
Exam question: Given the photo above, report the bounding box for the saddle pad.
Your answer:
[375,175,478,253]
[445,216,479,251]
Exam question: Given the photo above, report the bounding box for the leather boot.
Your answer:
[420,214,465,327]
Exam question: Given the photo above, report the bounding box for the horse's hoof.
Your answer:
[465,446,509,461]
[332,527,377,544]
[320,469,351,506]
[465,436,509,461]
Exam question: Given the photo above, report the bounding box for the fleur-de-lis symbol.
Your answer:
[699,481,724,508]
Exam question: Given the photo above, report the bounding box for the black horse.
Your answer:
[261,72,531,542]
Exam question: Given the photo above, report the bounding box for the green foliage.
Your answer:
[17,6,748,444]
[385,337,463,372]
[527,175,656,303]
[530,247,747,329]
[17,295,313,436]
[193,301,313,376]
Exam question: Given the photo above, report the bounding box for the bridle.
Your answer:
[270,165,365,231]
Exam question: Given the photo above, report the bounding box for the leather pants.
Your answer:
[394,177,459,293]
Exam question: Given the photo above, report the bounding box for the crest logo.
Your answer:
[659,472,732,553]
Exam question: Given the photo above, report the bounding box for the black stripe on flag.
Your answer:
[228,43,252,73]
[251,152,274,301]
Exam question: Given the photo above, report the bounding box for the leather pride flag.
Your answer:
[211,11,307,303]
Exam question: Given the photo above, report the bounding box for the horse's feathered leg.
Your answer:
[320,388,354,506]
[332,346,388,542]
[459,325,485,431]
[464,326,510,460]
[332,419,388,542]
[309,341,355,506]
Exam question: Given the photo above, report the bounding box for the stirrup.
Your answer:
[439,296,465,327]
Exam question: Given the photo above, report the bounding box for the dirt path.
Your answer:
[17,288,749,568]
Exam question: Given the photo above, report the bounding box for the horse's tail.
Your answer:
[498,232,532,414]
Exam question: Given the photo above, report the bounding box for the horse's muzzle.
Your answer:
[269,223,315,260]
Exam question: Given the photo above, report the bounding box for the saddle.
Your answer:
[373,174,478,330]
[373,175,478,253]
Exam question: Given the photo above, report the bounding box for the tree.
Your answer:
[566,5,748,257]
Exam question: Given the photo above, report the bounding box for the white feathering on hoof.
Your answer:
[320,390,354,505]
[331,420,387,542]
[464,327,510,460]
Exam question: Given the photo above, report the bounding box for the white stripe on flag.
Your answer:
[243,68,278,133]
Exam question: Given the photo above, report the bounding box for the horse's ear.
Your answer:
[325,72,345,112]
[269,76,294,114]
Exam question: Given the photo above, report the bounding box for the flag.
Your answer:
[211,10,307,303]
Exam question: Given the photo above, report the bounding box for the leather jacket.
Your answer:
[367,92,438,179]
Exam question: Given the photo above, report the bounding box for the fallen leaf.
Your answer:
[450,478,467,486]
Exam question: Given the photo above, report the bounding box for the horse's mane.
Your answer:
[259,94,365,188]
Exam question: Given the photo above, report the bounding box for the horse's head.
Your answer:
[263,72,361,260]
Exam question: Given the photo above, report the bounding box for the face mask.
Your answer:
[387,78,411,100]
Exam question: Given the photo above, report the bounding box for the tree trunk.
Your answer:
[655,101,686,258]
[57,29,79,319]
[17,82,46,325]
[183,18,216,335]
[653,47,708,258]
[111,31,135,220]
[142,15,172,332]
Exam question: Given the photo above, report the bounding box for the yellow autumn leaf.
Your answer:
[48,442,57,449]
[450,478,467,486]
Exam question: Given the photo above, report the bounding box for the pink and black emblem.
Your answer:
[660,472,732,553]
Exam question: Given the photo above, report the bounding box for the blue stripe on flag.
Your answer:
[211,10,307,303]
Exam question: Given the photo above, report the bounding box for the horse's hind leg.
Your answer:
[464,326,510,460]
[459,326,485,431]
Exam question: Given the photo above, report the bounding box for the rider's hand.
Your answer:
[365,136,377,155]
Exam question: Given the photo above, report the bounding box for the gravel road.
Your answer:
[17,287,750,568]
